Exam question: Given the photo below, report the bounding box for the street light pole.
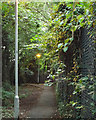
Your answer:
[14,0,19,119]
[38,59,39,83]
[36,53,41,84]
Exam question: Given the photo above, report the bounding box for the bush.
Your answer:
[2,82,14,107]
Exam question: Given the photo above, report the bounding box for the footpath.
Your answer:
[27,85,58,119]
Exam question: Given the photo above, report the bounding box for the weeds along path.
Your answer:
[27,85,58,119]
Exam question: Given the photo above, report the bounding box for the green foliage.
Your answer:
[2,90,14,107]
[63,47,68,52]
[44,80,54,86]
[2,2,50,84]
[2,107,14,118]
[2,1,96,118]
[56,83,74,118]
[2,82,14,107]
[40,2,95,79]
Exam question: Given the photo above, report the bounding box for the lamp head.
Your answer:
[36,53,41,59]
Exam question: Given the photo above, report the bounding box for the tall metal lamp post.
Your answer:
[14,0,19,118]
[36,53,41,83]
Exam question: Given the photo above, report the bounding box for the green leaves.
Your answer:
[63,47,68,52]
[72,25,78,32]
[64,37,73,43]
[58,43,63,48]
[60,21,64,25]
[76,106,83,109]
[79,76,89,81]
[70,101,77,107]
[58,37,73,52]
[62,37,73,53]
[77,15,84,21]
[66,12,72,19]
[64,38,70,43]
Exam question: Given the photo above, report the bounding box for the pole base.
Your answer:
[14,95,19,119]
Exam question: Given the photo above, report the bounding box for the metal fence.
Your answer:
[56,28,96,118]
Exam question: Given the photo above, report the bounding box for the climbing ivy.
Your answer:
[40,2,96,118]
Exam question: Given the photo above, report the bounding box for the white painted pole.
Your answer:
[14,0,19,119]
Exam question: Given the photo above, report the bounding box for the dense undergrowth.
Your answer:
[2,82,35,118]
[2,82,14,118]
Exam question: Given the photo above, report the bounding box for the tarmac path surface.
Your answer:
[27,85,57,119]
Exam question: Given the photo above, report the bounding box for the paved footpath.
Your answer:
[28,85,57,119]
